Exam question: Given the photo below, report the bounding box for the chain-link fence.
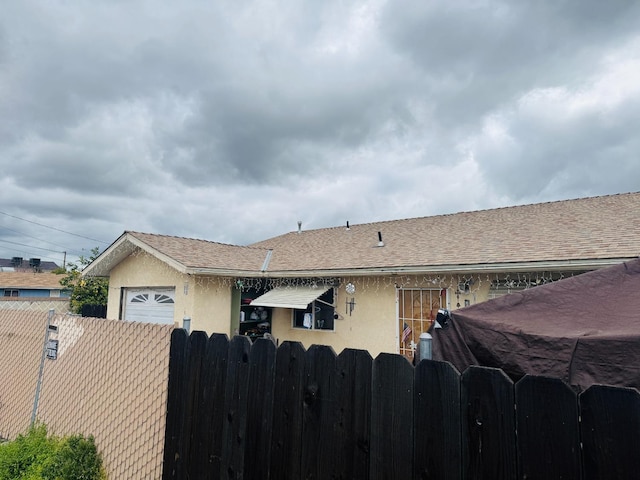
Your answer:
[0,310,174,479]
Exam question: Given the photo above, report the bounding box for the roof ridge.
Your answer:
[126,231,269,251]
[280,191,640,234]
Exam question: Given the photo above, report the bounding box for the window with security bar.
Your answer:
[398,288,446,360]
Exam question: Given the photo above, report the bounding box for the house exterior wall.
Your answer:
[191,276,233,336]
[268,277,398,357]
[264,272,529,356]
[107,250,188,326]
[105,252,584,356]
[106,251,234,335]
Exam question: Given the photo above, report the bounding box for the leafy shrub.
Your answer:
[0,425,105,480]
[44,434,104,480]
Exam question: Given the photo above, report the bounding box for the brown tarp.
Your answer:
[431,258,640,391]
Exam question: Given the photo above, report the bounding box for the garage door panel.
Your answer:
[124,288,175,325]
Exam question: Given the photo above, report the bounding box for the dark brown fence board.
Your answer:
[461,366,516,480]
[414,359,462,480]
[370,353,414,480]
[193,333,229,480]
[581,385,640,480]
[269,341,306,480]
[162,328,189,480]
[332,348,373,480]
[243,338,277,480]
[515,375,581,480]
[220,335,252,479]
[164,332,640,480]
[182,331,209,479]
[300,344,338,480]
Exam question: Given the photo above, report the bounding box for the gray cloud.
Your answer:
[0,0,638,264]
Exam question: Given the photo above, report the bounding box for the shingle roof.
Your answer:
[86,192,640,277]
[0,258,59,271]
[250,192,640,273]
[0,272,66,289]
[83,231,271,276]
[126,232,269,271]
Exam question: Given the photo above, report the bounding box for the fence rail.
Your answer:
[163,329,640,480]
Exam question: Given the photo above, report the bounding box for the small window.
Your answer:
[292,288,335,331]
[4,289,19,297]
[154,294,174,304]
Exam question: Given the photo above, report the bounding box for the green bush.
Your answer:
[0,425,105,480]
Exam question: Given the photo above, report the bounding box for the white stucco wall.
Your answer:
[107,250,234,335]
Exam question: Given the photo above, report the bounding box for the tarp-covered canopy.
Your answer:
[432,258,640,391]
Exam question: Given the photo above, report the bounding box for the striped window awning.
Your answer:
[250,286,330,309]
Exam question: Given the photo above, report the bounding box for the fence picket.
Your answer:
[181,331,209,479]
[269,341,306,480]
[461,366,516,480]
[515,375,581,480]
[300,344,338,480]
[162,328,189,480]
[220,335,252,479]
[193,334,229,480]
[370,353,414,480]
[331,348,373,480]
[243,338,277,480]
[414,359,462,480]
[581,385,640,480]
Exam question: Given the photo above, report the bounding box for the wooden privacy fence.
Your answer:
[162,329,640,480]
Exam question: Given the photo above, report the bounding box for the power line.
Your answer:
[0,238,65,254]
[0,210,109,244]
[0,225,84,254]
[0,242,64,264]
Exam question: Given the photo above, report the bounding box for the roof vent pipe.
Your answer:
[297,221,302,234]
[346,221,350,230]
[377,231,384,247]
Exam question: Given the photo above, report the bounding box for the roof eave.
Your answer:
[82,232,189,277]
[237,257,635,278]
[187,267,267,277]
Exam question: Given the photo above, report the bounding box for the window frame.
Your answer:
[291,287,336,331]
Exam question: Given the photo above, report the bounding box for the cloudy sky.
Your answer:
[1,0,639,266]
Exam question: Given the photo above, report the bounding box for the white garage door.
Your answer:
[124,288,176,325]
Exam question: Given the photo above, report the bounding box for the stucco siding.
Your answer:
[269,277,398,357]
[107,250,188,324]
[191,276,233,335]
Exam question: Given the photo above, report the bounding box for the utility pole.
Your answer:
[31,309,58,427]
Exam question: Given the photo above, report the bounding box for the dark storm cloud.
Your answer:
[380,0,640,126]
[472,90,640,201]
[0,0,638,261]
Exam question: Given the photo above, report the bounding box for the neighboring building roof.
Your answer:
[0,272,66,290]
[84,192,640,278]
[0,258,59,271]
